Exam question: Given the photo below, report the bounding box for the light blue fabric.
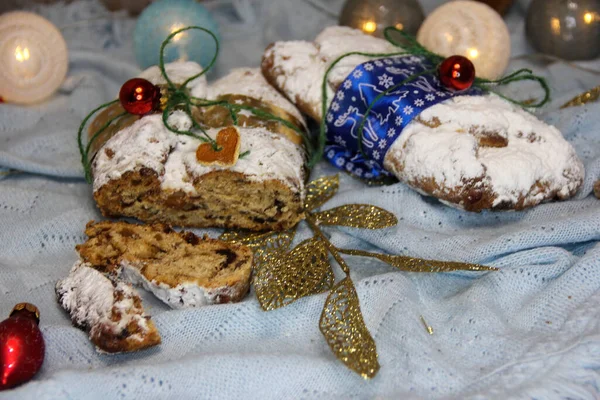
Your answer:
[1,0,599,399]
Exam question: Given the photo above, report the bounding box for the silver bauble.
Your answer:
[526,0,600,60]
[339,0,425,37]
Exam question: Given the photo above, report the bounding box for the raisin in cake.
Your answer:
[56,260,161,353]
[262,26,585,211]
[76,220,253,308]
[90,63,307,231]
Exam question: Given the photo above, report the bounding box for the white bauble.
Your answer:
[417,1,510,79]
[0,12,68,104]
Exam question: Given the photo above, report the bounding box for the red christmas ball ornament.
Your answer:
[119,78,160,115]
[438,55,476,91]
[0,303,45,391]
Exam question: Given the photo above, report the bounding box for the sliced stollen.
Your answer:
[56,260,161,353]
[76,220,253,309]
[90,63,307,232]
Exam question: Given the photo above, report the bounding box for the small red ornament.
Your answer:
[438,55,476,91]
[0,303,45,391]
[119,78,160,115]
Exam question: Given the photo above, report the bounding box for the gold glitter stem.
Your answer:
[307,215,351,275]
[420,315,434,335]
[337,248,496,272]
[561,85,600,109]
[0,169,23,177]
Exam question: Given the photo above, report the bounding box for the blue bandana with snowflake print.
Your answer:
[324,55,484,180]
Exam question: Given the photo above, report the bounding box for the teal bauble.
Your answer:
[134,0,220,69]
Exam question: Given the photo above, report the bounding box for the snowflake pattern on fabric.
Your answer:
[324,55,484,179]
[378,74,394,89]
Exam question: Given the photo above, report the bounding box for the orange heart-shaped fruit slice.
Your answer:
[196,126,241,167]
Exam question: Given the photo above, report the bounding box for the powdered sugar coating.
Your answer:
[162,126,306,196]
[93,63,306,197]
[208,68,305,125]
[263,26,398,120]
[93,114,306,196]
[315,26,399,90]
[92,115,176,190]
[56,260,151,349]
[263,40,329,121]
[120,261,240,309]
[385,94,585,208]
[138,61,207,98]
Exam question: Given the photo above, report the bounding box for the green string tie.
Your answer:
[78,26,310,184]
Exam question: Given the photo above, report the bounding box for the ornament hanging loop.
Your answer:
[10,303,40,324]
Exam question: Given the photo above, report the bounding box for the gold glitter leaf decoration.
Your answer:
[561,85,600,109]
[254,237,334,311]
[304,175,339,211]
[320,277,379,379]
[220,173,496,380]
[338,249,496,272]
[219,229,293,251]
[313,204,398,229]
[220,229,295,271]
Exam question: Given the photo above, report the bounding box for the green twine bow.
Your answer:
[310,26,551,168]
[78,26,311,184]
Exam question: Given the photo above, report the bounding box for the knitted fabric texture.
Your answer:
[0,0,599,399]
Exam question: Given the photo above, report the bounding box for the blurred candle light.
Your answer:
[14,46,30,63]
[169,23,187,42]
[583,11,599,23]
[468,48,480,59]
[551,17,562,34]
[362,20,378,33]
[339,0,425,37]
